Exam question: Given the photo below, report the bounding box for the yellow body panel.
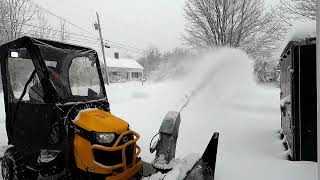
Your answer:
[73,109,142,179]
[74,109,128,133]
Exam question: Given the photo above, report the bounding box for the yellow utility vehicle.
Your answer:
[0,37,142,179]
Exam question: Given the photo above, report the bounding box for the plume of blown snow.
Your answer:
[173,48,256,109]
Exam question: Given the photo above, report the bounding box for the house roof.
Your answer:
[105,58,144,70]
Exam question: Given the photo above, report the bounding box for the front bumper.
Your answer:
[73,130,142,179]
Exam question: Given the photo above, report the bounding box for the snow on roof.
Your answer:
[287,20,316,42]
[277,20,316,58]
[105,58,144,70]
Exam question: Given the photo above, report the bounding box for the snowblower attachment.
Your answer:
[151,111,181,172]
[149,111,219,179]
[185,132,219,180]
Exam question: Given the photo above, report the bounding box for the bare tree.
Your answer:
[183,0,285,60]
[0,0,38,43]
[278,0,316,23]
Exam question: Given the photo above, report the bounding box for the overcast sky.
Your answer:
[34,0,187,58]
[34,0,278,58]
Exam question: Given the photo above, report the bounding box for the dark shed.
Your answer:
[280,37,317,161]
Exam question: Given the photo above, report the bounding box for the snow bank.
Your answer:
[144,154,201,180]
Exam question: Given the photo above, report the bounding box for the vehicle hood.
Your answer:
[73,109,128,134]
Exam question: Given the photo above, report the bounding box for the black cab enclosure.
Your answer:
[0,36,109,156]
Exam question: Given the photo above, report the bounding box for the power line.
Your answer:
[106,42,147,53]
[2,1,147,55]
[0,26,100,45]
[107,44,146,54]
[0,26,145,55]
[104,39,147,53]
[0,19,98,41]
[28,0,96,36]
[66,38,100,45]
[0,24,98,43]
[28,0,147,54]
[0,28,143,55]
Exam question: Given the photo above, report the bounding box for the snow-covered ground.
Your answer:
[0,48,317,179]
[107,48,317,179]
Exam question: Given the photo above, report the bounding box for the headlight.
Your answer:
[95,132,115,144]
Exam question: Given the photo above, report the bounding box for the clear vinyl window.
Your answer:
[8,49,44,102]
[69,56,103,98]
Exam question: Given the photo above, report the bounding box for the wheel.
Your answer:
[1,147,38,180]
[1,157,14,180]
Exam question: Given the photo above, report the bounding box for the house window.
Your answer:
[131,72,141,78]
[109,71,128,82]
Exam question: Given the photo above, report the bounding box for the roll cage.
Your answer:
[0,36,109,151]
[0,36,107,104]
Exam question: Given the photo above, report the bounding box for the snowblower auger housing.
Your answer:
[0,36,142,179]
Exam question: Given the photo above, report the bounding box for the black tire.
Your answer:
[1,157,14,180]
[1,147,38,180]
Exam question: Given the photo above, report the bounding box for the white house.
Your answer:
[105,53,144,83]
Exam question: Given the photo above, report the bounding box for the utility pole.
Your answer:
[94,12,109,85]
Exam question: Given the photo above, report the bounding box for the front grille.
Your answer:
[125,144,134,166]
[93,133,135,167]
[93,149,122,166]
